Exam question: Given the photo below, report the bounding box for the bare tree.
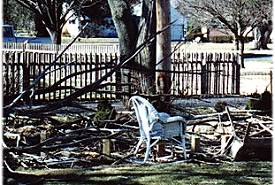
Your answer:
[176,0,272,62]
[14,0,96,44]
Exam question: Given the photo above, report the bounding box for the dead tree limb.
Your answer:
[4,23,89,109]
[4,131,121,154]
[5,23,173,116]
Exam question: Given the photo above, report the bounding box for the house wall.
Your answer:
[133,2,188,41]
[64,1,188,40]
[65,11,81,37]
[170,7,187,41]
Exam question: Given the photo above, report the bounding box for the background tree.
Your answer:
[14,0,95,44]
[136,0,157,94]
[3,0,35,34]
[34,15,50,37]
[81,0,111,19]
[176,0,272,60]
[255,19,272,49]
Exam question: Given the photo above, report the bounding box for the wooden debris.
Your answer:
[191,136,200,152]
[2,100,273,184]
[102,139,111,156]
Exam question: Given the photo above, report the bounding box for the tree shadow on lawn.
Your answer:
[44,162,272,185]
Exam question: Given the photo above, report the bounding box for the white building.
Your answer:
[62,3,82,37]
[170,5,188,41]
[64,1,188,40]
[133,1,188,41]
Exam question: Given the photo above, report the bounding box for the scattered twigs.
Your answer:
[257,122,273,135]
[4,129,123,153]
[3,98,273,173]
[4,23,89,110]
[4,22,173,117]
[111,152,135,165]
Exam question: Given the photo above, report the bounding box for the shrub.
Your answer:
[94,100,116,121]
[214,101,227,112]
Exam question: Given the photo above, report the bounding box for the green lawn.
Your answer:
[39,161,272,185]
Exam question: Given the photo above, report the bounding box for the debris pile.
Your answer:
[2,99,272,180]
[182,105,272,162]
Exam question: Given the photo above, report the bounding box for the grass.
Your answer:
[61,37,273,51]
[244,57,273,63]
[36,161,272,184]
[62,37,119,44]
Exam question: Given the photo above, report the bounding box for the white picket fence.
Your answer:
[3,42,120,53]
[3,42,242,54]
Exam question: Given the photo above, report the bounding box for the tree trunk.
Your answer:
[34,14,49,37]
[135,0,156,94]
[234,38,240,50]
[155,0,171,95]
[240,38,245,68]
[235,21,241,51]
[107,0,138,59]
[262,21,272,49]
[107,0,138,100]
[234,34,244,68]
[235,22,244,68]
[256,20,272,49]
[45,1,62,45]
[47,29,61,44]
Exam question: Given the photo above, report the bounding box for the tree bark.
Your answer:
[34,14,49,37]
[47,29,62,44]
[234,35,245,68]
[107,0,138,100]
[240,38,245,68]
[155,0,171,95]
[235,22,245,68]
[107,0,138,59]
[261,20,272,49]
[135,0,156,94]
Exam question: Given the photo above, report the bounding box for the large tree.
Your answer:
[107,0,158,95]
[14,0,95,44]
[107,0,173,96]
[176,0,272,62]
[107,0,138,61]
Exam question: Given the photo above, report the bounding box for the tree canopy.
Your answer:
[3,0,35,33]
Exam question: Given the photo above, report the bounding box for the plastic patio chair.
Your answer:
[129,96,187,162]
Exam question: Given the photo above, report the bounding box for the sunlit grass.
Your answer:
[62,37,272,49]
[38,162,272,185]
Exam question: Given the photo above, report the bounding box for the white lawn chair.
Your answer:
[129,96,187,162]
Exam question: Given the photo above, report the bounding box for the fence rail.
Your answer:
[3,42,239,53]
[3,42,120,53]
[171,52,240,95]
[2,50,240,103]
